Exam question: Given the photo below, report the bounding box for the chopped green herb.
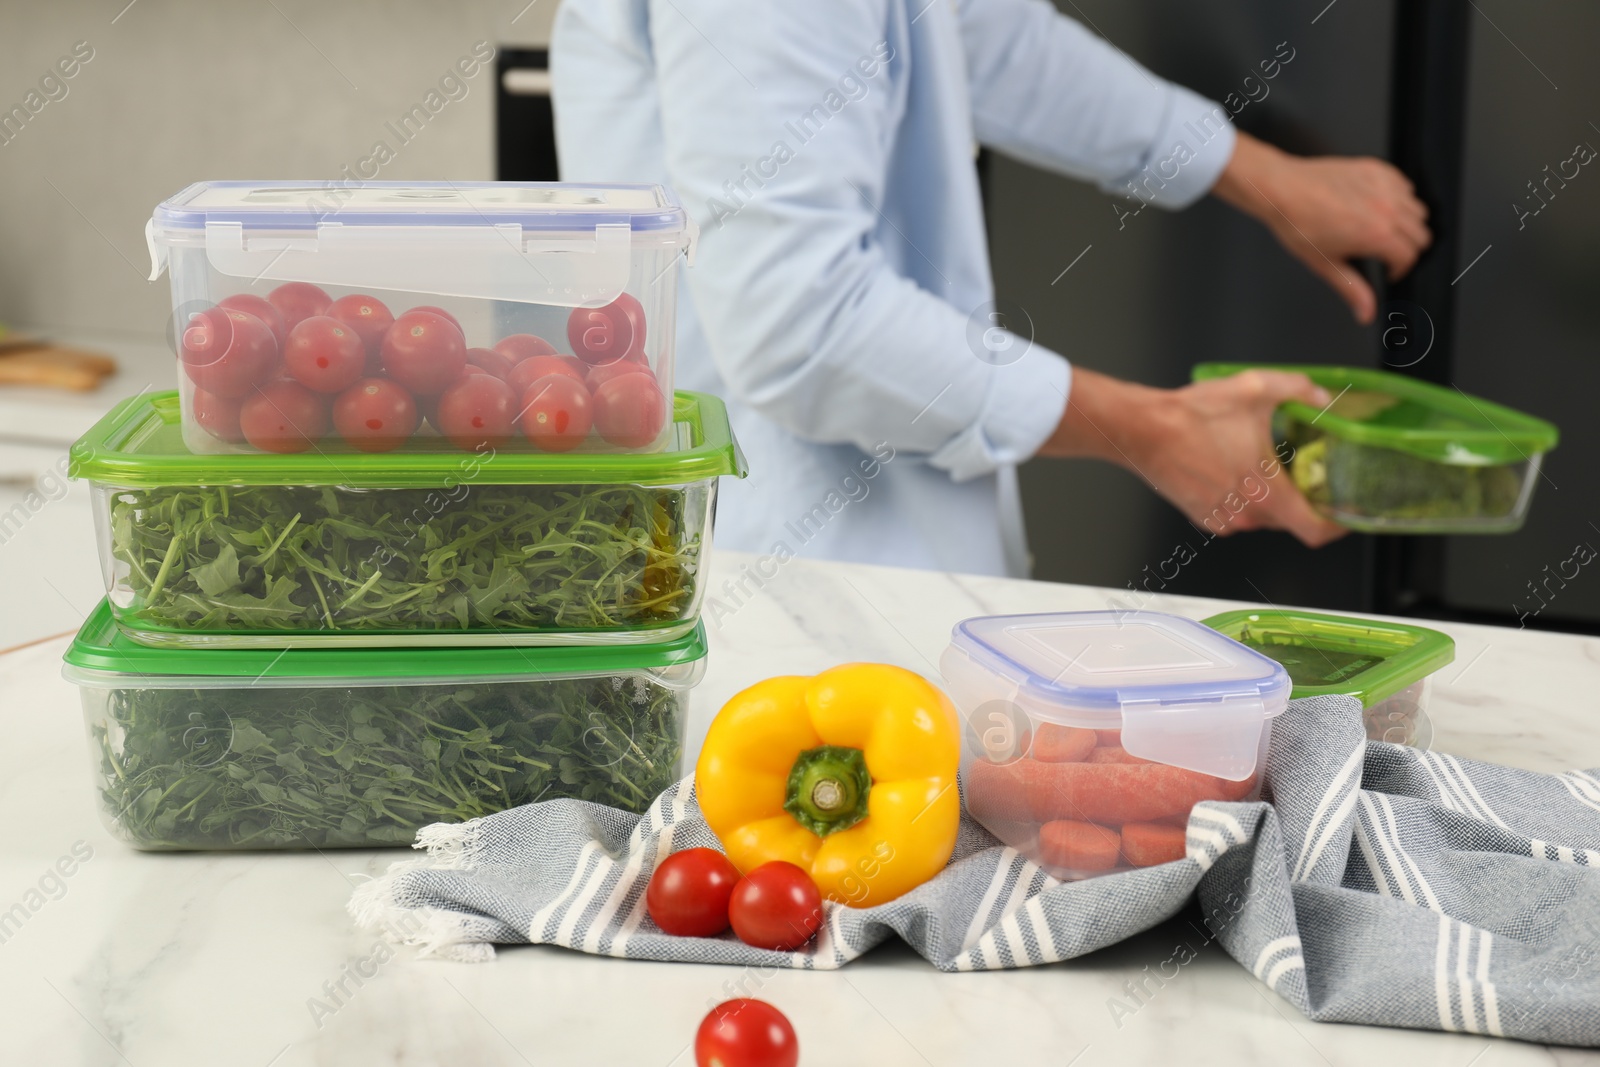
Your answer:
[106,482,703,635]
[1287,431,1525,522]
[90,675,685,849]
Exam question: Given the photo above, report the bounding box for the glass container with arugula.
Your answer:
[70,390,744,648]
[63,600,707,849]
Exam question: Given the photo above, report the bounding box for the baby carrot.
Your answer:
[1087,745,1153,765]
[1024,761,1246,824]
[1038,820,1121,871]
[1121,822,1188,867]
[964,758,1034,824]
[966,759,1261,827]
[1030,723,1096,763]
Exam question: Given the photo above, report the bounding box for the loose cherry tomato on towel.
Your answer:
[728,862,822,952]
[646,848,741,938]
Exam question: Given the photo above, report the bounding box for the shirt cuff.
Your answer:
[1101,84,1237,210]
[927,344,1071,482]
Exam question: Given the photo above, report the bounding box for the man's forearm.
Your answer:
[1036,367,1164,465]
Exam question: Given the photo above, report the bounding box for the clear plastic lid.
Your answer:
[941,611,1290,780]
[150,181,689,234]
[145,181,696,306]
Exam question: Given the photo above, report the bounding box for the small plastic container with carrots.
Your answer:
[942,611,1291,880]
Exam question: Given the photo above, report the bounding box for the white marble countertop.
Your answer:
[3,545,1599,1066]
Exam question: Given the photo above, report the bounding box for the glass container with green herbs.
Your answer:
[69,391,744,648]
[62,600,706,850]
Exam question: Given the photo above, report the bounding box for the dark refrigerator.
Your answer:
[992,0,1600,633]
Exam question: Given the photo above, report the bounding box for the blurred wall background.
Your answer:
[0,0,556,343]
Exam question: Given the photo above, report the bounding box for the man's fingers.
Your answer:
[1264,481,1348,548]
[1236,369,1331,410]
[1301,249,1376,324]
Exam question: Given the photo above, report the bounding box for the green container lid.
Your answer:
[1200,608,1453,707]
[63,598,708,682]
[1191,363,1558,466]
[69,391,747,489]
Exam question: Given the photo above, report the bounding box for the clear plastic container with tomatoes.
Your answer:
[68,391,746,648]
[941,612,1291,880]
[146,181,695,455]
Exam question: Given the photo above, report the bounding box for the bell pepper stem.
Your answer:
[784,745,871,837]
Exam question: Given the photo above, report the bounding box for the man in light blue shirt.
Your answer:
[552,0,1430,577]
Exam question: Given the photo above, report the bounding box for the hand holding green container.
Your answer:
[1192,363,1558,534]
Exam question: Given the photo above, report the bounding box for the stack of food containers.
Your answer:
[63,181,745,849]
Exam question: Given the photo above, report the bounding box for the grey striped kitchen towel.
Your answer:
[348,695,1600,1046]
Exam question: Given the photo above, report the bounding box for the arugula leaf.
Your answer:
[89,673,684,849]
[107,482,702,636]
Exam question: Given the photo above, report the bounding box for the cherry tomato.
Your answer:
[508,353,585,397]
[239,379,329,453]
[645,848,740,938]
[592,371,668,448]
[382,309,467,395]
[518,374,593,452]
[409,304,463,338]
[217,293,287,349]
[180,307,278,399]
[493,333,558,363]
[465,346,513,380]
[567,301,637,367]
[266,282,332,332]
[435,373,515,451]
[327,293,394,370]
[695,1000,798,1067]
[586,360,655,393]
[332,378,419,452]
[283,315,366,394]
[609,291,648,363]
[191,387,244,442]
[727,862,822,952]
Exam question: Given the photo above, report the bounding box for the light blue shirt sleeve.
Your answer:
[956,0,1237,208]
[623,0,1231,480]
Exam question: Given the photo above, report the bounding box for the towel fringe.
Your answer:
[347,876,497,963]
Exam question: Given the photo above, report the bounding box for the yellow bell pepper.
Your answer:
[695,663,961,907]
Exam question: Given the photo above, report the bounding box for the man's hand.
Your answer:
[1211,132,1431,324]
[1040,366,1347,548]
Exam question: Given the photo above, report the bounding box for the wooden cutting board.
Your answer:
[0,340,118,391]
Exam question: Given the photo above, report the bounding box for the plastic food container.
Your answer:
[942,611,1289,880]
[69,390,745,649]
[147,181,695,455]
[1201,609,1454,748]
[62,599,707,850]
[1192,363,1558,534]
